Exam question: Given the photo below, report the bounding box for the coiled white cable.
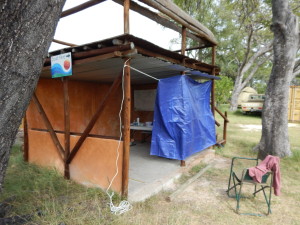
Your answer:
[105,59,159,215]
[105,58,132,215]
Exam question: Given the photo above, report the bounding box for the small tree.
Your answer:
[215,76,234,106]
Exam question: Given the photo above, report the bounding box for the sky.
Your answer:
[49,0,181,52]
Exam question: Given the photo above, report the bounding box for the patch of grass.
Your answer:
[177,163,207,184]
[215,104,262,125]
[2,113,300,224]
[2,145,117,224]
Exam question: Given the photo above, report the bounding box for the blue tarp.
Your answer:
[150,75,216,160]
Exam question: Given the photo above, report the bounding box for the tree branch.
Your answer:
[239,26,254,74]
[241,54,273,88]
[240,42,273,75]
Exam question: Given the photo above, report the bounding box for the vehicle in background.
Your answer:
[237,87,257,108]
[241,94,265,114]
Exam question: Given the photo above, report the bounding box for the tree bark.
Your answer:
[0,0,66,190]
[255,0,300,159]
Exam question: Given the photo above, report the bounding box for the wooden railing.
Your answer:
[215,106,229,146]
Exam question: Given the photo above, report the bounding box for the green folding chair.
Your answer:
[226,157,273,216]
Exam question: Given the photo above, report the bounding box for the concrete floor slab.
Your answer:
[128,142,215,202]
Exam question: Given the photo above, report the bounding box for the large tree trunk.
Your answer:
[255,0,299,159]
[0,0,66,190]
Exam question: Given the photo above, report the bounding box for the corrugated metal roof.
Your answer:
[43,34,219,84]
[42,53,219,84]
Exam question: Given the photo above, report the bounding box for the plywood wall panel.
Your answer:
[26,78,122,136]
[28,130,123,192]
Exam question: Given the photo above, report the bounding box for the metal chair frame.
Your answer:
[226,157,273,216]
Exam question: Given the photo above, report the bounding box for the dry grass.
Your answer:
[1,107,300,224]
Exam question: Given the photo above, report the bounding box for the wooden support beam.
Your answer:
[223,111,228,145]
[122,58,131,197]
[136,46,212,73]
[72,44,133,60]
[173,45,208,53]
[61,0,107,18]
[63,77,70,179]
[53,39,77,47]
[67,73,123,164]
[215,120,220,127]
[211,46,216,117]
[31,128,120,140]
[181,26,186,56]
[23,115,29,162]
[124,0,130,34]
[73,52,121,66]
[180,160,186,167]
[137,0,217,45]
[32,93,65,160]
[112,0,204,44]
[214,107,229,123]
[44,44,133,66]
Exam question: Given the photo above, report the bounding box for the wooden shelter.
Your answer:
[288,86,300,122]
[24,0,227,197]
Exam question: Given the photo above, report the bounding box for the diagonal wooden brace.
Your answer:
[67,73,123,164]
[32,93,65,160]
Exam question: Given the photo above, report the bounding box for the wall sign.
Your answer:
[51,52,72,78]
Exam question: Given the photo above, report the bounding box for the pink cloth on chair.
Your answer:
[248,155,281,196]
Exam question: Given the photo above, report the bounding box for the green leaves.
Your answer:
[215,75,234,104]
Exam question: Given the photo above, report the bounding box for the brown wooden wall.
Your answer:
[28,130,123,192]
[26,78,124,192]
[288,86,300,122]
[26,78,155,192]
[27,78,123,137]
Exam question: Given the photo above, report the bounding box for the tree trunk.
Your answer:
[255,0,299,159]
[0,0,66,190]
[230,78,243,111]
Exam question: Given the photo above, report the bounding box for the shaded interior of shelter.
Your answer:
[25,34,219,197]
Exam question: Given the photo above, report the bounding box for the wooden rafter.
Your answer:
[137,0,217,45]
[67,73,123,164]
[32,93,65,160]
[136,46,216,73]
[53,39,77,47]
[112,0,203,44]
[61,0,107,18]
[173,45,208,53]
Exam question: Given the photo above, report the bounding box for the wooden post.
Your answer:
[122,58,131,197]
[23,115,29,162]
[211,46,216,116]
[124,0,130,34]
[223,111,228,144]
[181,26,186,56]
[63,77,70,179]
[180,26,187,75]
[180,160,186,167]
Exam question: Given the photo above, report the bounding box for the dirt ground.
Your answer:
[167,155,300,224]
